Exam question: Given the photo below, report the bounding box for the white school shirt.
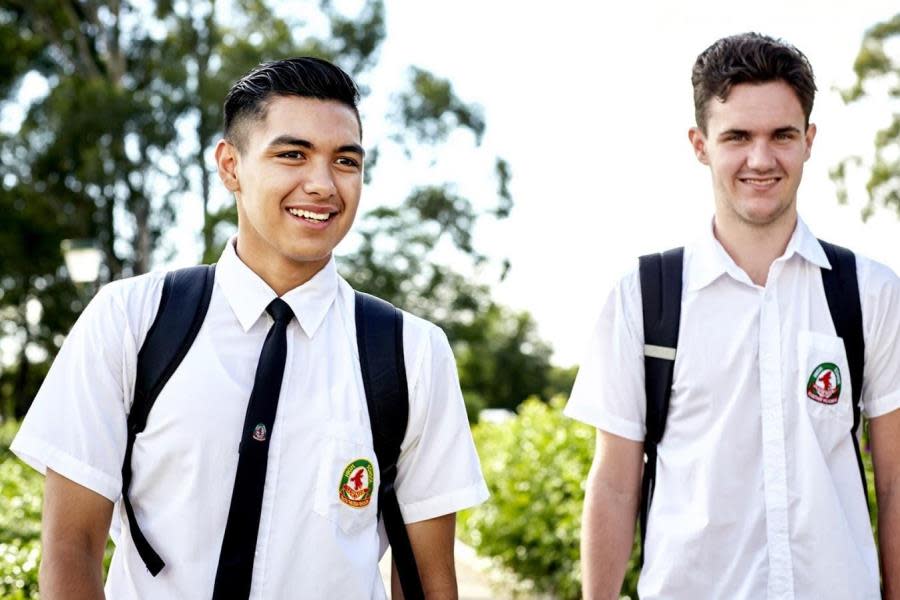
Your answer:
[565,218,900,600]
[12,239,488,599]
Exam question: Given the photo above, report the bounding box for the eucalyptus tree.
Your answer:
[832,12,900,220]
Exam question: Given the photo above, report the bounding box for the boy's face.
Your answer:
[216,95,363,284]
[689,80,816,230]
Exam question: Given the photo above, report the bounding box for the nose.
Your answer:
[302,159,337,198]
[745,140,777,172]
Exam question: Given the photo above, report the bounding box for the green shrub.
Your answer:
[0,435,43,599]
[458,396,642,599]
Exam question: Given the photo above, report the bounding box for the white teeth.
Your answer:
[742,178,777,185]
[288,208,331,221]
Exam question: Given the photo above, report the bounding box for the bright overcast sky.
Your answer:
[355,0,900,365]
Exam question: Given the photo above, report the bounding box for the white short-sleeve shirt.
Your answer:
[565,217,900,600]
[12,239,488,599]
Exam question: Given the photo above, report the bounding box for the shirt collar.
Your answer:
[215,238,338,337]
[789,216,831,270]
[686,216,830,292]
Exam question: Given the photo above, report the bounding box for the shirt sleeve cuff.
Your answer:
[864,390,900,420]
[563,404,645,442]
[399,480,490,524]
[10,433,121,502]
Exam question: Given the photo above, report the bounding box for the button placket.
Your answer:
[758,288,795,599]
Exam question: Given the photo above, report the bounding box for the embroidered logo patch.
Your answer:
[252,423,267,442]
[339,459,375,508]
[807,362,842,405]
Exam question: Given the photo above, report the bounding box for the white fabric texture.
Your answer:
[565,217,900,600]
[12,239,488,599]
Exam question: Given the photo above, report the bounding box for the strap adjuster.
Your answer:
[644,344,676,360]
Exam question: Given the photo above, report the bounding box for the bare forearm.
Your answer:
[391,559,458,600]
[392,513,458,599]
[582,471,640,600]
[40,469,112,600]
[39,548,106,600]
[871,411,900,600]
[879,479,900,600]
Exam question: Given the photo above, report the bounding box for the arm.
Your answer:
[390,513,457,600]
[871,409,900,600]
[582,429,644,600]
[39,468,114,600]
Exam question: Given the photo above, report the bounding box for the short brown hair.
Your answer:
[692,33,816,132]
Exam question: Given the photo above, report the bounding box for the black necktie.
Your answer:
[212,298,294,599]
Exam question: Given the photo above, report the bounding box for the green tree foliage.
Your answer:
[832,12,900,220]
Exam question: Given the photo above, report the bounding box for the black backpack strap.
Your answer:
[818,240,868,508]
[123,264,216,575]
[354,291,424,600]
[638,247,684,565]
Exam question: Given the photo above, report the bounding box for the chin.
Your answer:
[735,199,791,225]
[284,251,333,266]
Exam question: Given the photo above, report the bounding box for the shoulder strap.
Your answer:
[818,240,868,507]
[637,247,684,565]
[354,291,423,600]
[123,264,216,575]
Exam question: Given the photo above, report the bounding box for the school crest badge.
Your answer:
[806,362,842,405]
[339,459,375,508]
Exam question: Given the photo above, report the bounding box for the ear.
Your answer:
[688,127,710,165]
[803,123,817,161]
[215,139,241,192]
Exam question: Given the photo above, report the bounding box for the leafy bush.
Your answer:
[458,396,641,599]
[0,422,42,598]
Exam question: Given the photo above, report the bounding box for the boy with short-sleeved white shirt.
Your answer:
[13,57,487,598]
[567,33,900,600]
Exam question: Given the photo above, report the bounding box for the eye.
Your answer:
[725,133,748,142]
[277,150,305,159]
[774,131,796,141]
[335,156,361,168]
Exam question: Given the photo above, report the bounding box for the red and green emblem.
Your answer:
[807,362,841,405]
[339,458,375,508]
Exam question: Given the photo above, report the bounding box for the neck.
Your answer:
[712,211,797,286]
[233,240,329,297]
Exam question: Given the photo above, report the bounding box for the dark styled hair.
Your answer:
[691,33,816,133]
[223,57,361,151]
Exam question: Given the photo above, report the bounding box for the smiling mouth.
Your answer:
[739,177,782,186]
[287,207,335,223]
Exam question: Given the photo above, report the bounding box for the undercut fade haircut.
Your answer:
[223,56,361,152]
[691,32,816,133]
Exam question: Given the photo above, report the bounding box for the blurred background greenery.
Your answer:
[1,1,897,598]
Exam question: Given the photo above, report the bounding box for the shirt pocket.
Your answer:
[313,422,379,536]
[796,330,853,451]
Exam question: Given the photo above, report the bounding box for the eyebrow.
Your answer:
[718,128,750,139]
[266,135,365,157]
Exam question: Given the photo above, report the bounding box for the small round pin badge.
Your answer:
[252,423,267,442]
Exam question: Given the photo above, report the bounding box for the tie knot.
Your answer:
[266,298,294,323]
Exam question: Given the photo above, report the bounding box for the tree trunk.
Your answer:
[197,1,216,262]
